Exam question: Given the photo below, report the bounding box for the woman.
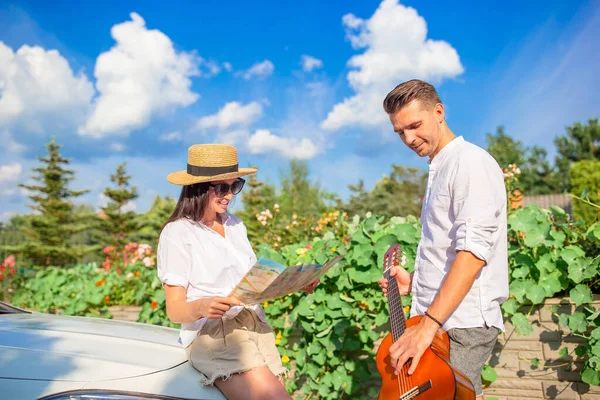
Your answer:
[157,144,315,400]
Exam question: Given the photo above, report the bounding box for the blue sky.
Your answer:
[0,0,598,220]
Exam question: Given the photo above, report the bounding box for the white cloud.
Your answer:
[223,62,233,72]
[236,60,275,80]
[247,129,319,159]
[301,55,324,72]
[0,41,94,131]
[0,163,22,183]
[79,12,201,138]
[203,60,221,77]
[159,131,182,142]
[196,101,264,130]
[321,0,464,131]
[216,129,251,146]
[110,143,125,152]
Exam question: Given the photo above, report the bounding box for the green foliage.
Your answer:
[501,204,600,385]
[98,162,139,248]
[239,167,345,249]
[133,195,176,245]
[555,118,600,192]
[238,173,277,244]
[278,160,337,218]
[486,126,560,195]
[345,165,427,219]
[10,262,158,317]
[9,202,600,395]
[486,126,527,170]
[260,213,421,399]
[14,136,94,266]
[570,160,600,225]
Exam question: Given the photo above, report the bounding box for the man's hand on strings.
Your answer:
[388,316,439,375]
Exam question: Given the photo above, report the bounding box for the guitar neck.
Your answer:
[385,269,407,341]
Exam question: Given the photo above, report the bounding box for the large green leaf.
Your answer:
[570,285,593,307]
[512,266,530,279]
[501,298,519,316]
[524,226,547,248]
[526,284,547,304]
[561,246,586,264]
[510,279,535,303]
[535,253,556,273]
[568,258,592,284]
[511,313,533,336]
[392,224,419,244]
[569,312,589,333]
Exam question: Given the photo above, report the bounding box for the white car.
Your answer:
[0,301,226,400]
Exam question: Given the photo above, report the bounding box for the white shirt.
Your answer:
[157,213,266,347]
[410,136,509,332]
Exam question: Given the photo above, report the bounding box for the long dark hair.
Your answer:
[160,182,211,235]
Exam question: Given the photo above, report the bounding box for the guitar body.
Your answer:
[376,316,475,399]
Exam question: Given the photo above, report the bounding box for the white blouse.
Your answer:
[410,136,509,332]
[157,213,266,347]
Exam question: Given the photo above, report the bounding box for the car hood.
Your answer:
[0,313,188,381]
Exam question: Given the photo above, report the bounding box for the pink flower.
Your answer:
[304,244,313,250]
[3,255,15,268]
[143,257,154,267]
[103,246,116,255]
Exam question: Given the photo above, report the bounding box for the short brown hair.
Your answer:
[382,79,441,114]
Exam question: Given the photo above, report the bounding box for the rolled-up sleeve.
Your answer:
[157,229,192,288]
[451,155,505,263]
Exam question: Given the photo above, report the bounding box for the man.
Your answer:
[378,79,509,400]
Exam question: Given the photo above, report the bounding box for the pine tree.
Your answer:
[134,195,176,246]
[100,162,138,248]
[17,137,91,266]
[277,160,335,218]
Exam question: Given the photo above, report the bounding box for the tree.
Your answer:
[486,126,560,195]
[519,146,561,195]
[134,195,176,246]
[486,126,527,168]
[16,137,91,266]
[238,173,277,244]
[99,163,138,248]
[345,165,427,218]
[277,160,336,219]
[555,118,600,191]
[570,160,600,225]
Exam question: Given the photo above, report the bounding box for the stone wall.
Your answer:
[484,296,600,400]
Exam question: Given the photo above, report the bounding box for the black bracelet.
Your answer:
[424,311,444,328]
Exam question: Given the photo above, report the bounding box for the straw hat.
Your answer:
[167,144,257,185]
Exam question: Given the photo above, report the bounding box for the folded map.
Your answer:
[228,254,344,305]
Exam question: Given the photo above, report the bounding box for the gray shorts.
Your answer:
[448,325,499,397]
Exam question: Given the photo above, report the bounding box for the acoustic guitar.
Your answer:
[376,244,476,400]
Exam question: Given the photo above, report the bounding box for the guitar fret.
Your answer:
[383,247,407,342]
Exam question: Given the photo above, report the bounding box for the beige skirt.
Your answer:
[185,308,287,386]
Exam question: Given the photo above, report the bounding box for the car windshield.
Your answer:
[0,301,30,315]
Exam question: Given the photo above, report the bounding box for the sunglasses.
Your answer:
[208,178,245,198]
